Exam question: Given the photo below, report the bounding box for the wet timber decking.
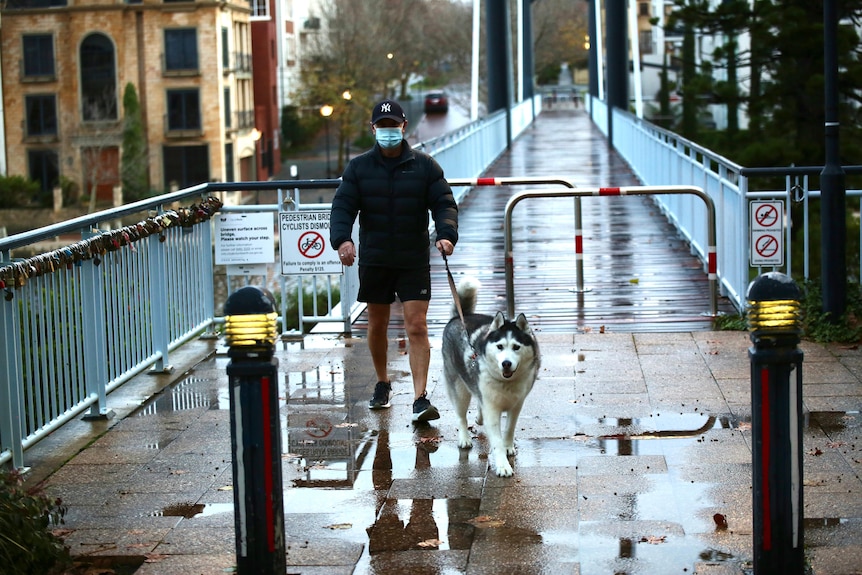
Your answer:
[353,108,736,337]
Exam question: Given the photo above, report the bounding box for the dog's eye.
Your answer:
[497,344,504,350]
[512,344,520,351]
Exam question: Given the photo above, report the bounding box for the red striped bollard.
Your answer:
[747,272,804,574]
[224,286,286,574]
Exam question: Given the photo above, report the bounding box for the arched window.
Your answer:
[80,33,117,121]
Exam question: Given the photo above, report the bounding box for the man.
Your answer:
[330,99,458,423]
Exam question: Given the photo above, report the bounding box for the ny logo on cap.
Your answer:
[380,103,391,113]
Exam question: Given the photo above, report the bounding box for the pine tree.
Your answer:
[121,83,149,200]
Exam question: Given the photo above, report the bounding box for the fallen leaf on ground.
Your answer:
[417,538,443,548]
[808,447,824,456]
[639,535,667,544]
[468,515,506,528]
[324,523,352,530]
[218,485,233,491]
[713,513,728,530]
[144,553,169,563]
[418,436,442,445]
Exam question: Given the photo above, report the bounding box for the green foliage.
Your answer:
[272,282,341,333]
[58,176,80,206]
[0,175,41,208]
[799,280,862,343]
[121,83,150,201]
[0,468,71,574]
[714,279,862,344]
[281,105,318,153]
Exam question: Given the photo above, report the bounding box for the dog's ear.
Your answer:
[515,313,532,334]
[491,311,506,330]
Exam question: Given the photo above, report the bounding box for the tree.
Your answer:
[533,0,588,85]
[121,83,149,200]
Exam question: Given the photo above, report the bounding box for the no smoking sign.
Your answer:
[749,200,784,267]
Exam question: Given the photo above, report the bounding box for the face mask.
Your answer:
[375,127,403,149]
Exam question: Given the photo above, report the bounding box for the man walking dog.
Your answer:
[330,99,458,422]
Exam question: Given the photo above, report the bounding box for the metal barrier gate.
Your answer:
[501,185,719,319]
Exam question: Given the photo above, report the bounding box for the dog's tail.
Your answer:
[453,277,480,317]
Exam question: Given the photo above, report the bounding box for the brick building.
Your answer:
[0,0,258,201]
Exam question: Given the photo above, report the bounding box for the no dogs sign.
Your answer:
[279,211,342,275]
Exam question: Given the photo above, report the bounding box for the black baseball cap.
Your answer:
[371,100,406,124]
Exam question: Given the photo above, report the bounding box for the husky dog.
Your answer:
[441,278,540,477]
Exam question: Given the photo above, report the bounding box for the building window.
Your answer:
[22,35,55,78]
[5,0,66,8]
[639,1,649,17]
[28,149,59,195]
[25,94,57,137]
[224,87,232,129]
[164,29,198,72]
[166,89,201,131]
[80,33,117,121]
[251,0,269,19]
[221,27,230,70]
[163,145,209,189]
[225,142,234,182]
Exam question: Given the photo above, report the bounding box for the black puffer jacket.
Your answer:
[330,143,458,269]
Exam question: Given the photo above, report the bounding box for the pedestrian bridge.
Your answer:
[1,96,859,470]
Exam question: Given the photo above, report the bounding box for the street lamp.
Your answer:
[342,90,352,163]
[319,104,333,178]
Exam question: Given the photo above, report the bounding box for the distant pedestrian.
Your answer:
[330,99,458,423]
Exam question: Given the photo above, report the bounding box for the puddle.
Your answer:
[69,556,145,575]
[135,376,227,416]
[367,497,480,553]
[147,501,233,518]
[806,410,859,433]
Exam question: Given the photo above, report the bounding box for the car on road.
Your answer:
[424,91,449,114]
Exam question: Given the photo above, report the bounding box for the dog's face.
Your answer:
[482,312,537,379]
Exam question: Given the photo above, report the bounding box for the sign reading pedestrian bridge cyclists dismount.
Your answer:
[279,211,342,275]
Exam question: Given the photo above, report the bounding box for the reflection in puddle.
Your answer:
[367,498,480,553]
[807,410,859,433]
[135,376,227,416]
[148,502,233,518]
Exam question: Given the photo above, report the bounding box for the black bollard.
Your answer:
[224,286,286,574]
[747,272,804,574]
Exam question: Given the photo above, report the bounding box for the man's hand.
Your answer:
[338,241,355,266]
[436,239,454,256]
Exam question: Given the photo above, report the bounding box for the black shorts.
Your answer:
[358,266,431,304]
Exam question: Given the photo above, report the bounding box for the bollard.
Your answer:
[747,272,804,574]
[224,286,286,574]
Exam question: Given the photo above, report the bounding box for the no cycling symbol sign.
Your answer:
[279,211,342,275]
[749,200,784,267]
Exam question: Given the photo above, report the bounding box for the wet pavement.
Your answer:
[29,331,862,574]
[19,107,862,574]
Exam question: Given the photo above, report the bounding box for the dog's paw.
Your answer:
[504,444,516,456]
[457,430,473,449]
[493,456,514,477]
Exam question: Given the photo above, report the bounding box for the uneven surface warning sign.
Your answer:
[279,211,342,275]
[214,212,274,265]
[750,200,784,267]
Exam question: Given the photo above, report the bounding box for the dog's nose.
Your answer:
[502,360,512,370]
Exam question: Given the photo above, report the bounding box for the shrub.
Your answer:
[0,468,71,574]
[0,175,40,209]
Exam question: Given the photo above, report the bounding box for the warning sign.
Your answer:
[279,211,342,275]
[214,212,275,265]
[750,201,784,267]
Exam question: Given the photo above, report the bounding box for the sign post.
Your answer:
[750,201,784,267]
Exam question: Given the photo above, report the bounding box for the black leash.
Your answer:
[441,250,466,328]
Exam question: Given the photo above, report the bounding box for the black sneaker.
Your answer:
[412,393,440,422]
[369,381,392,409]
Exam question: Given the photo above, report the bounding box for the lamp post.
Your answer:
[319,104,333,177]
[342,90,352,164]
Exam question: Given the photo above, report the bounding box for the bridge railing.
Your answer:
[0,95,542,470]
[608,105,862,311]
